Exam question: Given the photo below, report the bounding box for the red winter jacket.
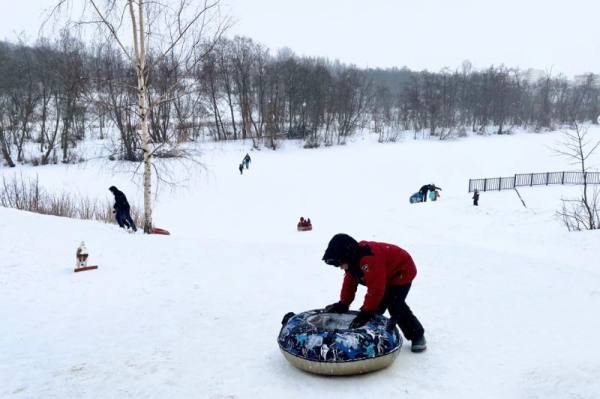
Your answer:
[339,241,417,313]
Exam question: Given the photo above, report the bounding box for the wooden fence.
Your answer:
[468,171,600,192]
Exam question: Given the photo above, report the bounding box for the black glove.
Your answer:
[324,302,349,313]
[349,310,374,329]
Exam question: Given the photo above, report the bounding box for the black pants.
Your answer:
[116,208,136,231]
[419,189,428,202]
[377,283,425,341]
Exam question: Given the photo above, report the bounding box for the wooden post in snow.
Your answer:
[514,188,527,208]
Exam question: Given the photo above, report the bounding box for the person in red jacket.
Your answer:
[322,233,426,352]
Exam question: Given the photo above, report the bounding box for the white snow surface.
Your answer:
[1,130,600,398]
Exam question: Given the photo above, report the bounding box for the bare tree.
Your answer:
[555,123,600,230]
[91,43,141,161]
[3,42,41,163]
[0,111,16,167]
[0,42,16,166]
[197,51,226,140]
[215,38,239,140]
[332,67,373,143]
[52,0,228,233]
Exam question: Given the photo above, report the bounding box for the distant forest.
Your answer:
[1,34,599,166]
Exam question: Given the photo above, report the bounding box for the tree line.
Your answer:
[1,35,599,167]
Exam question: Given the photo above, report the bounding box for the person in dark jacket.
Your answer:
[473,189,480,206]
[239,163,244,175]
[243,153,251,169]
[419,183,442,202]
[322,233,427,352]
[109,186,137,232]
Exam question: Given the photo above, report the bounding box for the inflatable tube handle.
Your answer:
[281,312,296,325]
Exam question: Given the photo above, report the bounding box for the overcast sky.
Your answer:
[1,0,598,77]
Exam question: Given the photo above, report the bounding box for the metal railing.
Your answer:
[468,171,600,192]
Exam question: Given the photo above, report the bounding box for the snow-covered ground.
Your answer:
[1,130,599,399]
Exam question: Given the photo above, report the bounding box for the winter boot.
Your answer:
[411,335,427,353]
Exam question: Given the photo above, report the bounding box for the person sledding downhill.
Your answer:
[297,217,312,231]
[322,234,427,353]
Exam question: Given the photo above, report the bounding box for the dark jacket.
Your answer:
[111,188,130,211]
[420,184,441,195]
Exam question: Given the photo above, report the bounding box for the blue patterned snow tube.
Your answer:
[278,309,402,375]
[409,192,423,203]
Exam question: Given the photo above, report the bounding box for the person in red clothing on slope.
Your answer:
[322,233,427,352]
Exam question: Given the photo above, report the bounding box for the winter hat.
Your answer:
[109,186,117,192]
[322,233,359,266]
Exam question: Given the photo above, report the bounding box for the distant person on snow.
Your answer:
[473,189,480,206]
[239,163,244,175]
[297,217,312,230]
[322,233,427,353]
[419,183,442,202]
[429,188,441,201]
[109,186,137,232]
[243,153,251,169]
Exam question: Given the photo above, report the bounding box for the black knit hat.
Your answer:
[322,233,359,266]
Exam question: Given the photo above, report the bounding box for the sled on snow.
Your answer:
[409,192,423,203]
[297,217,312,231]
[150,227,171,235]
[74,265,98,272]
[297,224,313,231]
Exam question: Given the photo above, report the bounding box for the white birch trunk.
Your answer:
[129,0,153,233]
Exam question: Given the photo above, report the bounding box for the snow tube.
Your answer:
[278,309,402,376]
[409,192,423,203]
[297,224,312,231]
[150,227,170,235]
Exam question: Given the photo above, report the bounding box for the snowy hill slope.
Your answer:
[1,131,599,398]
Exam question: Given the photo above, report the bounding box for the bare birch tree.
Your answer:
[51,0,228,233]
[555,123,600,230]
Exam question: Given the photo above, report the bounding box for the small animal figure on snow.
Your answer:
[297,217,312,231]
[76,241,89,268]
[74,241,98,272]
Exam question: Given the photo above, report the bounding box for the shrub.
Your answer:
[0,175,142,227]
